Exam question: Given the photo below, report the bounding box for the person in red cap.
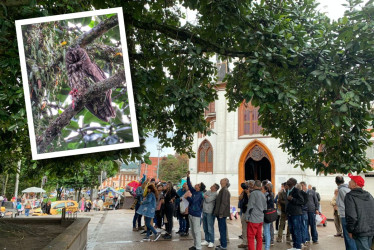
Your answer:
[344,173,374,250]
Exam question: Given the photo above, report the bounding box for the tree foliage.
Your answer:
[1,0,374,178]
[159,154,189,184]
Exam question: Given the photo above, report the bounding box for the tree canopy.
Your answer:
[1,0,374,178]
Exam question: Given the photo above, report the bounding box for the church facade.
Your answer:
[188,64,374,198]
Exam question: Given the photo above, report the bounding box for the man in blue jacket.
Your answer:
[186,171,206,250]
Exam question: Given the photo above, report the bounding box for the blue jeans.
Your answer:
[308,212,318,242]
[217,217,227,248]
[25,209,30,216]
[288,214,303,249]
[180,215,187,232]
[203,212,215,243]
[341,217,357,250]
[354,236,373,250]
[263,222,271,250]
[302,213,309,243]
[132,202,142,228]
[145,216,157,237]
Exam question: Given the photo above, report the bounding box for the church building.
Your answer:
[188,62,374,198]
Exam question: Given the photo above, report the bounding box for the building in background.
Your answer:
[140,157,162,181]
[189,61,374,198]
[100,162,139,189]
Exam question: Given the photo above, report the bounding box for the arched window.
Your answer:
[238,102,262,136]
[198,140,213,173]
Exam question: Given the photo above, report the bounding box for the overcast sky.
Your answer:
[145,0,367,157]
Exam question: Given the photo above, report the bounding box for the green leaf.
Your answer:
[340,104,348,112]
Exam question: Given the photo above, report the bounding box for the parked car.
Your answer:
[32,200,78,216]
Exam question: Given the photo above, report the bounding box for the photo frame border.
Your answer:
[15,7,140,160]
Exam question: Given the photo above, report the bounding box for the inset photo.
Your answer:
[16,7,139,160]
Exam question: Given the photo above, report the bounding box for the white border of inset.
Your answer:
[15,7,140,160]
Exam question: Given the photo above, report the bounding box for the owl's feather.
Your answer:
[66,47,116,122]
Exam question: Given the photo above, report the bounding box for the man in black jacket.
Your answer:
[285,178,304,250]
[345,174,374,250]
[300,181,319,244]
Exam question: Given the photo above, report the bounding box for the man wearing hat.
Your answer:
[344,174,374,250]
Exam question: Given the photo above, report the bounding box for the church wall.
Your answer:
[189,88,340,199]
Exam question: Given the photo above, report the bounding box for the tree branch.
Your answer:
[124,15,252,58]
[73,15,119,48]
[36,70,126,154]
[86,44,123,64]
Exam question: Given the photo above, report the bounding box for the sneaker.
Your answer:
[201,241,209,246]
[143,237,151,242]
[163,234,172,239]
[176,230,181,234]
[208,242,214,248]
[313,241,319,244]
[140,230,147,235]
[132,227,138,231]
[153,232,162,242]
[156,228,161,233]
[215,246,227,250]
[237,243,247,248]
[189,247,197,250]
[334,234,342,237]
[180,232,189,237]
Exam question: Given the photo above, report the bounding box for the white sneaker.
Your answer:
[208,242,214,248]
[156,228,161,233]
[201,240,209,246]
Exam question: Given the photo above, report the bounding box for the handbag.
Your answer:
[263,208,278,223]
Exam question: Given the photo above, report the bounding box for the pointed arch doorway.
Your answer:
[238,140,275,194]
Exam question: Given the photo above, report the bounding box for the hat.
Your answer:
[348,173,365,187]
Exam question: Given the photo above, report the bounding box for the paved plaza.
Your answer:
[80,208,345,250]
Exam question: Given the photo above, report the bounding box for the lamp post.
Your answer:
[157,145,162,181]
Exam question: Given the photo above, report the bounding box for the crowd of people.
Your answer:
[131,172,374,250]
[132,171,231,249]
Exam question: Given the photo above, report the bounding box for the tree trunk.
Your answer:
[3,174,9,197]
[90,186,93,202]
[77,188,82,202]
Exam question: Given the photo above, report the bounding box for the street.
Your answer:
[79,209,345,250]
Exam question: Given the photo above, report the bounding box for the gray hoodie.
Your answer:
[203,190,218,214]
[245,189,266,223]
[337,183,350,218]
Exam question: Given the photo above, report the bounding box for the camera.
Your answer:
[241,182,248,190]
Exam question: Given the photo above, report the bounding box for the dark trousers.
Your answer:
[217,217,227,248]
[132,202,142,228]
[288,214,303,249]
[180,213,189,233]
[275,215,280,230]
[307,212,318,242]
[155,210,162,228]
[165,204,174,234]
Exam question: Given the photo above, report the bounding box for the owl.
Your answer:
[65,47,116,122]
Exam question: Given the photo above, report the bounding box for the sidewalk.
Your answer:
[80,208,345,250]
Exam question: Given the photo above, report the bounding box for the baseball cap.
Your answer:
[348,173,365,187]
